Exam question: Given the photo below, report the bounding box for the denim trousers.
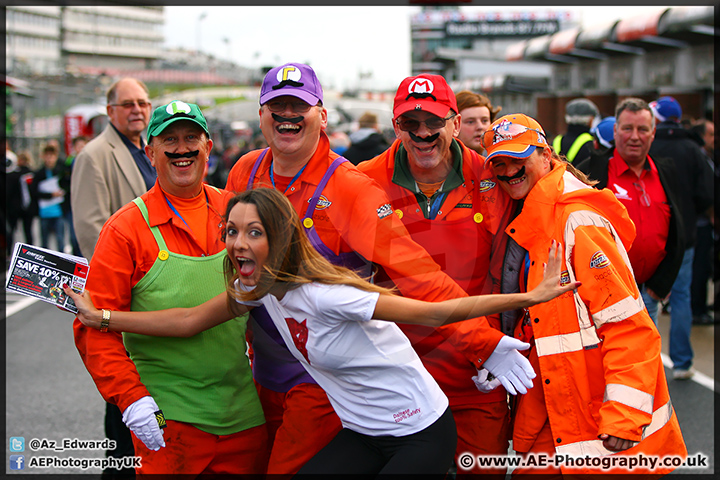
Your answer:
[668,248,695,370]
[39,216,65,253]
[640,285,659,325]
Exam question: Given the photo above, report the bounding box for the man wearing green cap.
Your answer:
[73,100,267,475]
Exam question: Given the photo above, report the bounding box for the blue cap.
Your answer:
[649,96,682,122]
[591,116,616,149]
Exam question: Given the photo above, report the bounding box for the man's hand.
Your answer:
[483,336,536,395]
[599,433,636,452]
[472,368,501,393]
[122,396,166,451]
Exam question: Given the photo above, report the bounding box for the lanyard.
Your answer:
[165,191,209,231]
[428,192,446,220]
[270,161,308,193]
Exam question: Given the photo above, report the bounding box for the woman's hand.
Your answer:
[599,433,636,451]
[530,240,581,304]
[63,286,103,329]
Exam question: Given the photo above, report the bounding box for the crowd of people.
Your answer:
[5,62,715,478]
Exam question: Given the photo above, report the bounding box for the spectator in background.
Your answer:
[5,142,20,257]
[575,98,685,330]
[344,111,390,165]
[6,150,37,250]
[31,144,66,252]
[589,116,616,154]
[689,118,715,324]
[59,136,88,256]
[328,129,351,156]
[454,90,502,156]
[552,98,600,163]
[648,97,713,377]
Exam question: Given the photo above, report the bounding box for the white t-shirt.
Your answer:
[237,281,448,436]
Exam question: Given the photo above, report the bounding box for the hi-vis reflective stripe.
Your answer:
[593,294,646,328]
[554,400,674,458]
[536,331,583,357]
[604,383,654,415]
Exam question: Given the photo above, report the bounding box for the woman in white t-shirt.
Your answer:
[66,187,578,476]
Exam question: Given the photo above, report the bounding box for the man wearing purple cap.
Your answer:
[225,63,534,475]
[359,73,525,478]
[648,96,713,379]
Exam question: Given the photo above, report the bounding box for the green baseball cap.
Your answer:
[147,100,209,140]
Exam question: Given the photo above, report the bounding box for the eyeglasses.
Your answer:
[632,180,651,207]
[485,121,547,147]
[264,99,316,113]
[109,100,151,109]
[395,114,456,132]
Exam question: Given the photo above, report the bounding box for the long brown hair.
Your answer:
[223,187,394,305]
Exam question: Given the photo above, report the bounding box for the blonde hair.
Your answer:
[223,187,394,307]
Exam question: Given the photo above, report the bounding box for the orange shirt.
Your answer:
[73,182,233,411]
[226,132,504,366]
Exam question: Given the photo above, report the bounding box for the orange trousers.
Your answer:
[257,381,342,476]
[453,400,510,479]
[131,419,268,477]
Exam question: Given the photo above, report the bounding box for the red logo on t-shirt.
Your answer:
[285,317,310,364]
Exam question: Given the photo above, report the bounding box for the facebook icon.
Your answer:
[10,455,25,470]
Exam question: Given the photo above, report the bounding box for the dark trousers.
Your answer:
[103,402,136,478]
[691,223,713,316]
[297,407,457,476]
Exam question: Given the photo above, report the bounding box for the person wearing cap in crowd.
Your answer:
[344,111,390,165]
[225,62,534,476]
[552,98,600,163]
[482,111,687,477]
[589,116,616,154]
[70,77,156,477]
[647,96,713,376]
[73,100,267,476]
[358,74,517,478]
[454,90,502,156]
[575,98,685,330]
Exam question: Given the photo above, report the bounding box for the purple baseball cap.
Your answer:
[259,63,323,106]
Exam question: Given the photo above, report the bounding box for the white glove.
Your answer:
[122,396,166,451]
[472,368,502,393]
[483,336,536,395]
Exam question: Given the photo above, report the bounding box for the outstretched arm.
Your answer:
[65,287,244,337]
[374,240,579,326]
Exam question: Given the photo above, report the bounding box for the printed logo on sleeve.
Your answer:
[478,180,496,193]
[377,203,393,219]
[560,271,571,286]
[589,251,610,269]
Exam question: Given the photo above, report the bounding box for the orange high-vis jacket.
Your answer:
[507,162,686,475]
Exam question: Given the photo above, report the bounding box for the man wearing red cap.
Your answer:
[482,112,686,477]
[358,74,520,478]
[225,63,534,475]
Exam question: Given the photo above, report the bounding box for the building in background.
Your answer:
[6,5,63,76]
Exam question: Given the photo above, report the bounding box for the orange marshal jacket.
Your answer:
[507,162,686,475]
[359,139,505,405]
[73,182,233,412]
[226,132,503,367]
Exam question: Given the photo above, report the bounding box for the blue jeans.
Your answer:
[39,216,65,253]
[668,248,694,370]
[640,284,659,325]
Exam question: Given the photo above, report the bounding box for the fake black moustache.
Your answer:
[165,150,199,159]
[272,113,303,124]
[496,166,526,182]
[409,132,440,143]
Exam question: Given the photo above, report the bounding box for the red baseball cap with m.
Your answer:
[393,74,458,120]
